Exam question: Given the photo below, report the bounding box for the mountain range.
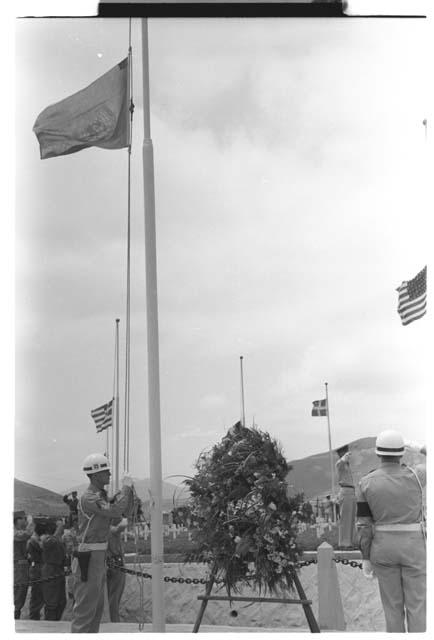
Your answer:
[14,436,425,515]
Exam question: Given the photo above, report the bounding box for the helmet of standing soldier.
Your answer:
[82,453,111,475]
[375,429,405,457]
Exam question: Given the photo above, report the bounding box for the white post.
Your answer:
[317,542,346,630]
[141,18,165,632]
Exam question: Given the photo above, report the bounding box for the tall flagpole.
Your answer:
[141,18,165,632]
[115,318,120,492]
[324,382,335,499]
[240,356,246,427]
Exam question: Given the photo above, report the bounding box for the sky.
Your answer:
[13,16,431,494]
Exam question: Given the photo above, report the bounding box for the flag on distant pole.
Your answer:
[33,58,129,159]
[91,399,114,433]
[312,399,328,416]
[396,266,427,326]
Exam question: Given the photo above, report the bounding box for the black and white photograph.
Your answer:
[10,0,429,634]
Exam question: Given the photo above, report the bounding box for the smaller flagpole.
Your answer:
[240,356,246,427]
[324,382,335,501]
[115,318,120,492]
[423,118,427,141]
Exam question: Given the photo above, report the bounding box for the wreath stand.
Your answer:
[192,565,320,633]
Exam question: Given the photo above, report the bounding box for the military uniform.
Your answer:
[357,460,426,632]
[106,520,127,622]
[26,534,44,620]
[41,531,67,621]
[13,517,31,620]
[70,483,133,633]
[336,456,356,548]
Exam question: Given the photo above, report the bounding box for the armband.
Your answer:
[356,501,373,518]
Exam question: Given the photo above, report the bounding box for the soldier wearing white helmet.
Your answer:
[356,429,426,632]
[70,453,134,634]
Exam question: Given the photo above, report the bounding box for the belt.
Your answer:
[78,542,108,551]
[339,484,354,489]
[375,523,422,532]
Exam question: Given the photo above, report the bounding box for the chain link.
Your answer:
[334,557,362,570]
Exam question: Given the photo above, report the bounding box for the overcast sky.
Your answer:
[14,17,430,493]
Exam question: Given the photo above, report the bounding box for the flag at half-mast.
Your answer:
[91,399,114,433]
[33,58,129,159]
[312,399,328,417]
[396,266,427,326]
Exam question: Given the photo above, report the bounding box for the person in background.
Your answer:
[26,519,46,620]
[41,518,67,621]
[62,523,78,602]
[336,444,356,549]
[13,510,33,620]
[106,517,129,622]
[63,491,79,529]
[324,496,334,523]
[357,430,426,632]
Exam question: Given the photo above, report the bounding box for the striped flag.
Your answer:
[312,399,328,417]
[91,399,114,433]
[396,266,427,326]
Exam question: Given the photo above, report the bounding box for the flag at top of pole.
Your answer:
[33,58,130,159]
[312,399,328,416]
[396,266,427,326]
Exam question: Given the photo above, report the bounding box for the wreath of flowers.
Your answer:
[184,422,306,595]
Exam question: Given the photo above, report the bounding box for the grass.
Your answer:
[124,524,341,561]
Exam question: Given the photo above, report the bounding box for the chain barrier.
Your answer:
[14,554,363,589]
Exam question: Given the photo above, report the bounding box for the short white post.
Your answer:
[317,541,346,630]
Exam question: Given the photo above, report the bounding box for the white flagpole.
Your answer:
[141,18,165,632]
[240,356,246,427]
[325,382,335,500]
[115,318,120,492]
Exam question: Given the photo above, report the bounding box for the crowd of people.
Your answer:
[14,429,426,633]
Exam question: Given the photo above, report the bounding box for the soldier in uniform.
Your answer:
[71,453,134,633]
[106,517,129,622]
[13,510,33,620]
[63,491,79,529]
[41,518,67,621]
[356,429,426,633]
[26,519,46,620]
[335,444,356,549]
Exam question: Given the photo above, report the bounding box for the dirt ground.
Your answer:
[19,561,385,632]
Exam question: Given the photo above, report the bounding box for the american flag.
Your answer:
[91,399,113,433]
[312,399,328,417]
[396,266,427,326]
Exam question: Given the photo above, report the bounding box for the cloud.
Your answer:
[199,394,227,410]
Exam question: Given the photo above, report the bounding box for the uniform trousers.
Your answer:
[338,487,356,548]
[41,564,66,621]
[107,561,126,622]
[370,530,426,632]
[13,562,29,619]
[71,550,106,633]
[28,565,44,620]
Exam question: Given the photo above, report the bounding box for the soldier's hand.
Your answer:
[404,439,424,454]
[121,472,134,488]
[362,560,375,579]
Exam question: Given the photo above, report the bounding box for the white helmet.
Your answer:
[82,453,111,474]
[375,430,404,457]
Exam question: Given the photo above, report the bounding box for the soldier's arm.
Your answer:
[356,481,374,560]
[82,487,133,519]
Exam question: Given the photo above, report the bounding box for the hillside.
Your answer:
[285,436,426,499]
[14,478,69,517]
